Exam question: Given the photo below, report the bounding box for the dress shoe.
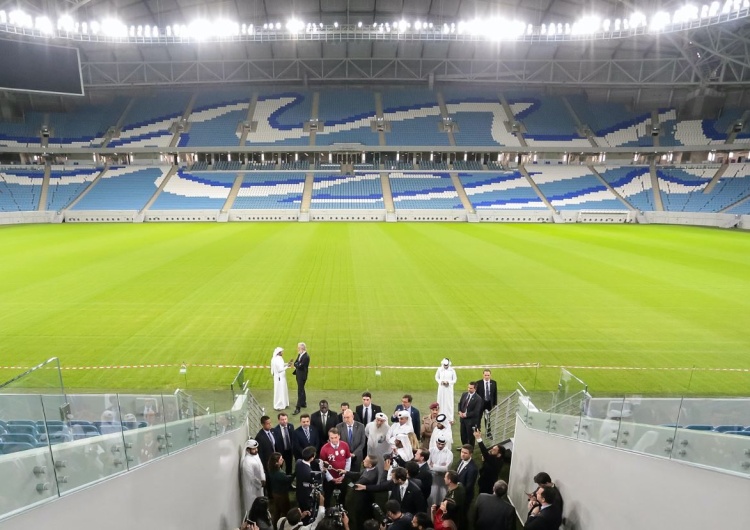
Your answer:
[292,408,301,415]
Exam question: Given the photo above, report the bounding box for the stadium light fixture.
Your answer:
[286,18,304,33]
[10,9,32,28]
[35,16,53,34]
[650,11,671,31]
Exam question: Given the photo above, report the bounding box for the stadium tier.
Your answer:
[656,163,750,213]
[595,165,655,211]
[527,166,626,210]
[231,172,306,209]
[1,89,749,150]
[389,172,463,209]
[46,167,102,211]
[71,166,170,211]
[459,171,547,210]
[109,92,193,149]
[310,173,384,209]
[150,170,235,210]
[0,167,44,211]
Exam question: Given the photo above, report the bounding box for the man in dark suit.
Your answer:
[272,412,295,474]
[456,444,479,507]
[391,394,421,439]
[344,454,382,530]
[310,400,337,449]
[256,415,277,472]
[295,446,323,524]
[336,402,361,424]
[473,429,505,494]
[292,413,320,460]
[458,382,484,448]
[292,342,310,415]
[472,480,516,530]
[337,409,366,471]
[475,369,498,436]
[414,449,433,501]
[525,486,562,530]
[355,392,382,425]
[354,467,427,515]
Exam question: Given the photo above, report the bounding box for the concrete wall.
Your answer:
[0,427,247,530]
[508,417,750,530]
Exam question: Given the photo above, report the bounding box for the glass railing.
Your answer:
[0,390,249,521]
[516,392,750,478]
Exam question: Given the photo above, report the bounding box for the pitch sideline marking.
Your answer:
[1,363,749,372]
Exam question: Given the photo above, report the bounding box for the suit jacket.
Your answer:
[456,458,479,506]
[272,423,295,455]
[366,479,427,515]
[310,411,338,446]
[293,351,309,382]
[473,493,516,530]
[256,428,277,469]
[524,505,561,530]
[416,462,433,501]
[295,459,322,513]
[355,403,383,424]
[459,391,484,425]
[337,421,367,466]
[475,379,498,411]
[477,440,504,494]
[292,425,320,459]
[391,405,421,438]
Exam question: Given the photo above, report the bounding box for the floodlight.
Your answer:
[358,21,362,28]
[333,21,338,28]
[166,25,172,36]
[541,23,547,34]
[744,0,749,9]
[614,18,621,30]
[557,23,563,33]
[35,16,53,34]
[428,22,433,28]
[549,23,556,35]
[373,22,377,27]
[415,20,421,30]
[572,15,600,34]
[722,0,732,13]
[700,5,709,17]
[709,1,720,15]
[674,5,699,23]
[0,11,5,24]
[81,22,88,34]
[649,11,671,31]
[286,18,304,32]
[527,24,533,35]
[101,18,127,38]
[565,23,571,34]
[275,22,281,29]
[629,12,646,28]
[129,25,135,37]
[10,9,32,28]
[603,19,611,31]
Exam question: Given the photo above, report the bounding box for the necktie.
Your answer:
[304,427,310,442]
[322,413,327,425]
[283,426,290,450]
[400,484,406,499]
[465,394,471,411]
[267,430,275,448]
[364,408,370,424]
[348,426,353,445]
[486,382,490,400]
[458,461,465,474]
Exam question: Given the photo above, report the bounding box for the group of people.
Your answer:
[242,345,564,530]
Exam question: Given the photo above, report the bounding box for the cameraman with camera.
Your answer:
[277,491,327,530]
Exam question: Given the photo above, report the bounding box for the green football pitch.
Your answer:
[0,222,749,398]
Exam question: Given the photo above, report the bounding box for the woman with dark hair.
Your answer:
[247,496,274,530]
[267,452,294,524]
[431,498,458,530]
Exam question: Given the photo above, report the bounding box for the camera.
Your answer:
[371,504,390,528]
[324,490,347,529]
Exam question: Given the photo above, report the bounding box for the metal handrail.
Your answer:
[487,390,522,444]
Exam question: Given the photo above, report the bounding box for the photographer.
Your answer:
[296,446,322,522]
[384,499,412,530]
[278,493,327,530]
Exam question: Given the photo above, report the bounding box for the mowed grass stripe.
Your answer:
[0,223,748,394]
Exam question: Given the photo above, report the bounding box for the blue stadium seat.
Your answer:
[6,424,38,436]
[38,432,73,445]
[0,442,35,454]
[724,431,750,436]
[6,420,37,427]
[1,433,38,445]
[684,425,713,431]
[713,425,745,433]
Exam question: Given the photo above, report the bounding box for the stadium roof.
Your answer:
[0,1,749,104]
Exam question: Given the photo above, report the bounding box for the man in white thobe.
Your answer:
[271,346,291,411]
[241,439,265,512]
[428,414,454,451]
[387,410,414,445]
[428,436,454,505]
[435,358,457,423]
[366,412,392,458]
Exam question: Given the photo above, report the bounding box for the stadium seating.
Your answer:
[594,165,655,211]
[150,170,235,210]
[0,167,44,211]
[459,172,548,210]
[71,166,171,211]
[109,92,192,148]
[316,89,379,146]
[310,173,384,209]
[452,160,483,171]
[0,111,45,147]
[507,94,589,147]
[247,92,312,146]
[658,164,750,212]
[46,166,101,211]
[47,97,130,147]
[232,172,306,209]
[181,100,248,147]
[528,166,626,210]
[389,172,463,209]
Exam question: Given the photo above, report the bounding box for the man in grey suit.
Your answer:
[337,409,366,471]
[472,480,516,530]
[344,454,382,530]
